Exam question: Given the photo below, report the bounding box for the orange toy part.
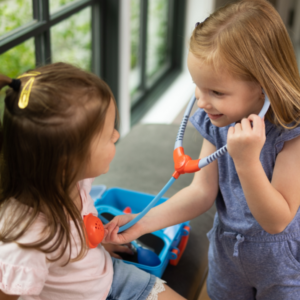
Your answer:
[170,226,190,266]
[172,147,201,179]
[123,207,132,214]
[83,213,105,248]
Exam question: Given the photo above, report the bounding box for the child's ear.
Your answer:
[260,89,265,100]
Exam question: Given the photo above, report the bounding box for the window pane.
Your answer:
[0,38,35,112]
[51,7,92,71]
[130,0,141,100]
[50,0,80,14]
[146,0,170,83]
[0,0,33,37]
[0,38,35,78]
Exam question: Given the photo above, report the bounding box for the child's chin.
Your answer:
[88,168,109,178]
[100,167,110,175]
[210,118,229,128]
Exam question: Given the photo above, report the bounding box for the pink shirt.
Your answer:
[0,178,113,300]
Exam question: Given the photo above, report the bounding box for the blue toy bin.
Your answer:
[91,185,190,278]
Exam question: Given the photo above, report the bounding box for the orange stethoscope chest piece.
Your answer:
[83,213,105,248]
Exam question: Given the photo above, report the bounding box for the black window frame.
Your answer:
[0,1,83,63]
[0,0,186,127]
[130,0,186,125]
[0,0,119,105]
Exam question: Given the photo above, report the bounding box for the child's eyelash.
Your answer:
[213,90,223,96]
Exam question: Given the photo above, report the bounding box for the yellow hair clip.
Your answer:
[17,71,41,109]
[17,71,41,79]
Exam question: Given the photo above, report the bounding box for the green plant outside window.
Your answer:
[146,0,169,82]
[0,38,35,113]
[50,0,80,14]
[130,0,140,99]
[0,0,91,113]
[0,0,33,38]
[51,6,92,71]
[130,0,171,103]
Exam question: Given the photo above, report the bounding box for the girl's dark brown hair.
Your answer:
[0,62,115,263]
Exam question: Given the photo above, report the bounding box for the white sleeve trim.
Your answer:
[146,278,166,300]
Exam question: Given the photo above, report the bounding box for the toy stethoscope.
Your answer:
[84,90,270,254]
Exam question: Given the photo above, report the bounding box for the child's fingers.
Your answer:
[103,229,108,239]
[104,214,135,229]
[110,253,122,259]
[103,222,117,243]
[240,118,252,132]
[104,224,117,242]
[114,229,136,245]
[104,220,117,230]
[248,114,265,135]
[125,242,133,249]
[113,244,134,255]
[109,225,121,243]
[104,222,134,244]
[234,122,242,133]
[227,126,235,137]
[102,214,141,244]
[227,122,243,139]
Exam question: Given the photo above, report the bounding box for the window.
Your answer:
[130,0,186,125]
[51,6,92,70]
[0,0,100,112]
[0,0,186,127]
[0,0,96,69]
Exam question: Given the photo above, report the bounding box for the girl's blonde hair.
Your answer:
[0,62,116,264]
[190,0,300,128]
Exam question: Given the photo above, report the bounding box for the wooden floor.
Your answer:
[197,279,211,300]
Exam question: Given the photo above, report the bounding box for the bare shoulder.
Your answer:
[272,135,300,210]
[275,134,300,164]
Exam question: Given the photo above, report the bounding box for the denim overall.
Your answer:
[190,109,300,300]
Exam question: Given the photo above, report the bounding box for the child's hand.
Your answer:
[102,242,134,259]
[103,213,145,244]
[227,114,266,168]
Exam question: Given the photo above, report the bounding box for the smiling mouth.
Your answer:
[206,112,223,120]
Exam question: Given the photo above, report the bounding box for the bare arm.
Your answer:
[0,291,19,300]
[229,115,300,234]
[140,138,219,232]
[105,138,219,243]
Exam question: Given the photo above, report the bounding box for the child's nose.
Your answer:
[116,130,120,141]
[195,87,211,109]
